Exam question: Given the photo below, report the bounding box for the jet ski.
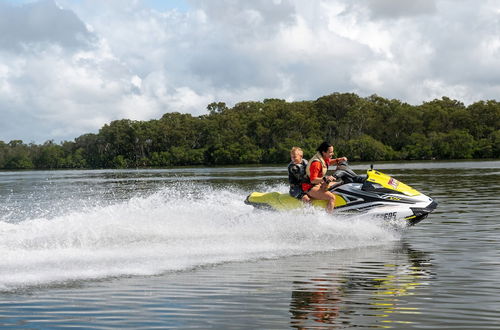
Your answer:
[245,162,437,226]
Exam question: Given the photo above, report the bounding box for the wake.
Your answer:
[0,185,401,291]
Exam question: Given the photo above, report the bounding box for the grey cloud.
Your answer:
[287,63,356,99]
[188,0,296,36]
[0,0,95,52]
[2,0,500,143]
[0,107,58,143]
[186,41,280,90]
[405,3,500,88]
[363,0,437,20]
[135,1,299,92]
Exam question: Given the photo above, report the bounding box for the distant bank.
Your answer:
[1,93,499,169]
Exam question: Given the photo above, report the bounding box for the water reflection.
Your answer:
[289,244,433,328]
[290,279,342,325]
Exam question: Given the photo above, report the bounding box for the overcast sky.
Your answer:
[1,0,499,143]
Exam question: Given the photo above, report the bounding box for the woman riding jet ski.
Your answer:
[245,151,437,226]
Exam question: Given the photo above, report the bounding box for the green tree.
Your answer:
[3,140,34,169]
[112,155,128,168]
[1,92,498,169]
[207,102,228,115]
[420,97,466,133]
[33,141,65,169]
[430,130,475,159]
[314,93,364,142]
[402,133,433,160]
[491,130,500,158]
[338,135,397,161]
[467,100,500,139]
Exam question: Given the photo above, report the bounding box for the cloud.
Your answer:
[0,0,499,142]
[0,0,95,51]
[0,0,197,142]
[363,0,437,19]
[188,0,296,34]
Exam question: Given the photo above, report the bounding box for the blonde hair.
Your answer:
[290,146,303,155]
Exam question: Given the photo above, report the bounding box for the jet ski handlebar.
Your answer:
[332,161,367,184]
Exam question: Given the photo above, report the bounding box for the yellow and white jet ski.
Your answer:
[245,162,437,226]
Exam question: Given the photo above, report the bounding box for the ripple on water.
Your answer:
[1,162,500,328]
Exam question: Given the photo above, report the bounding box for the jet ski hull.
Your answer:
[244,168,437,227]
[244,191,436,226]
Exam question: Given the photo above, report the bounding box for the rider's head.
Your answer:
[290,147,303,164]
[316,142,334,160]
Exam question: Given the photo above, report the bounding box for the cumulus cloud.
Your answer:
[0,0,499,142]
[0,0,95,51]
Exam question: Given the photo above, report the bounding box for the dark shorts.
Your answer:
[289,185,306,199]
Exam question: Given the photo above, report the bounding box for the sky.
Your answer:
[1,0,500,143]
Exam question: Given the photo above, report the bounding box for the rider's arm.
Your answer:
[322,157,347,183]
[309,162,329,184]
[331,157,348,165]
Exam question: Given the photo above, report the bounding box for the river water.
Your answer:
[0,161,499,328]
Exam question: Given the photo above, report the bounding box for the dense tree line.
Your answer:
[1,93,499,169]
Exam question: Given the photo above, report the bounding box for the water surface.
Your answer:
[0,160,499,328]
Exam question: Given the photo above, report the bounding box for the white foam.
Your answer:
[0,186,400,290]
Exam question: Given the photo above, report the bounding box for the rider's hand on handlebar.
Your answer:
[323,175,335,183]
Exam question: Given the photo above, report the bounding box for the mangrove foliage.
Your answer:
[1,93,499,169]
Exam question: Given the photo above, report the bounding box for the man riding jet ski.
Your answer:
[245,160,437,226]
